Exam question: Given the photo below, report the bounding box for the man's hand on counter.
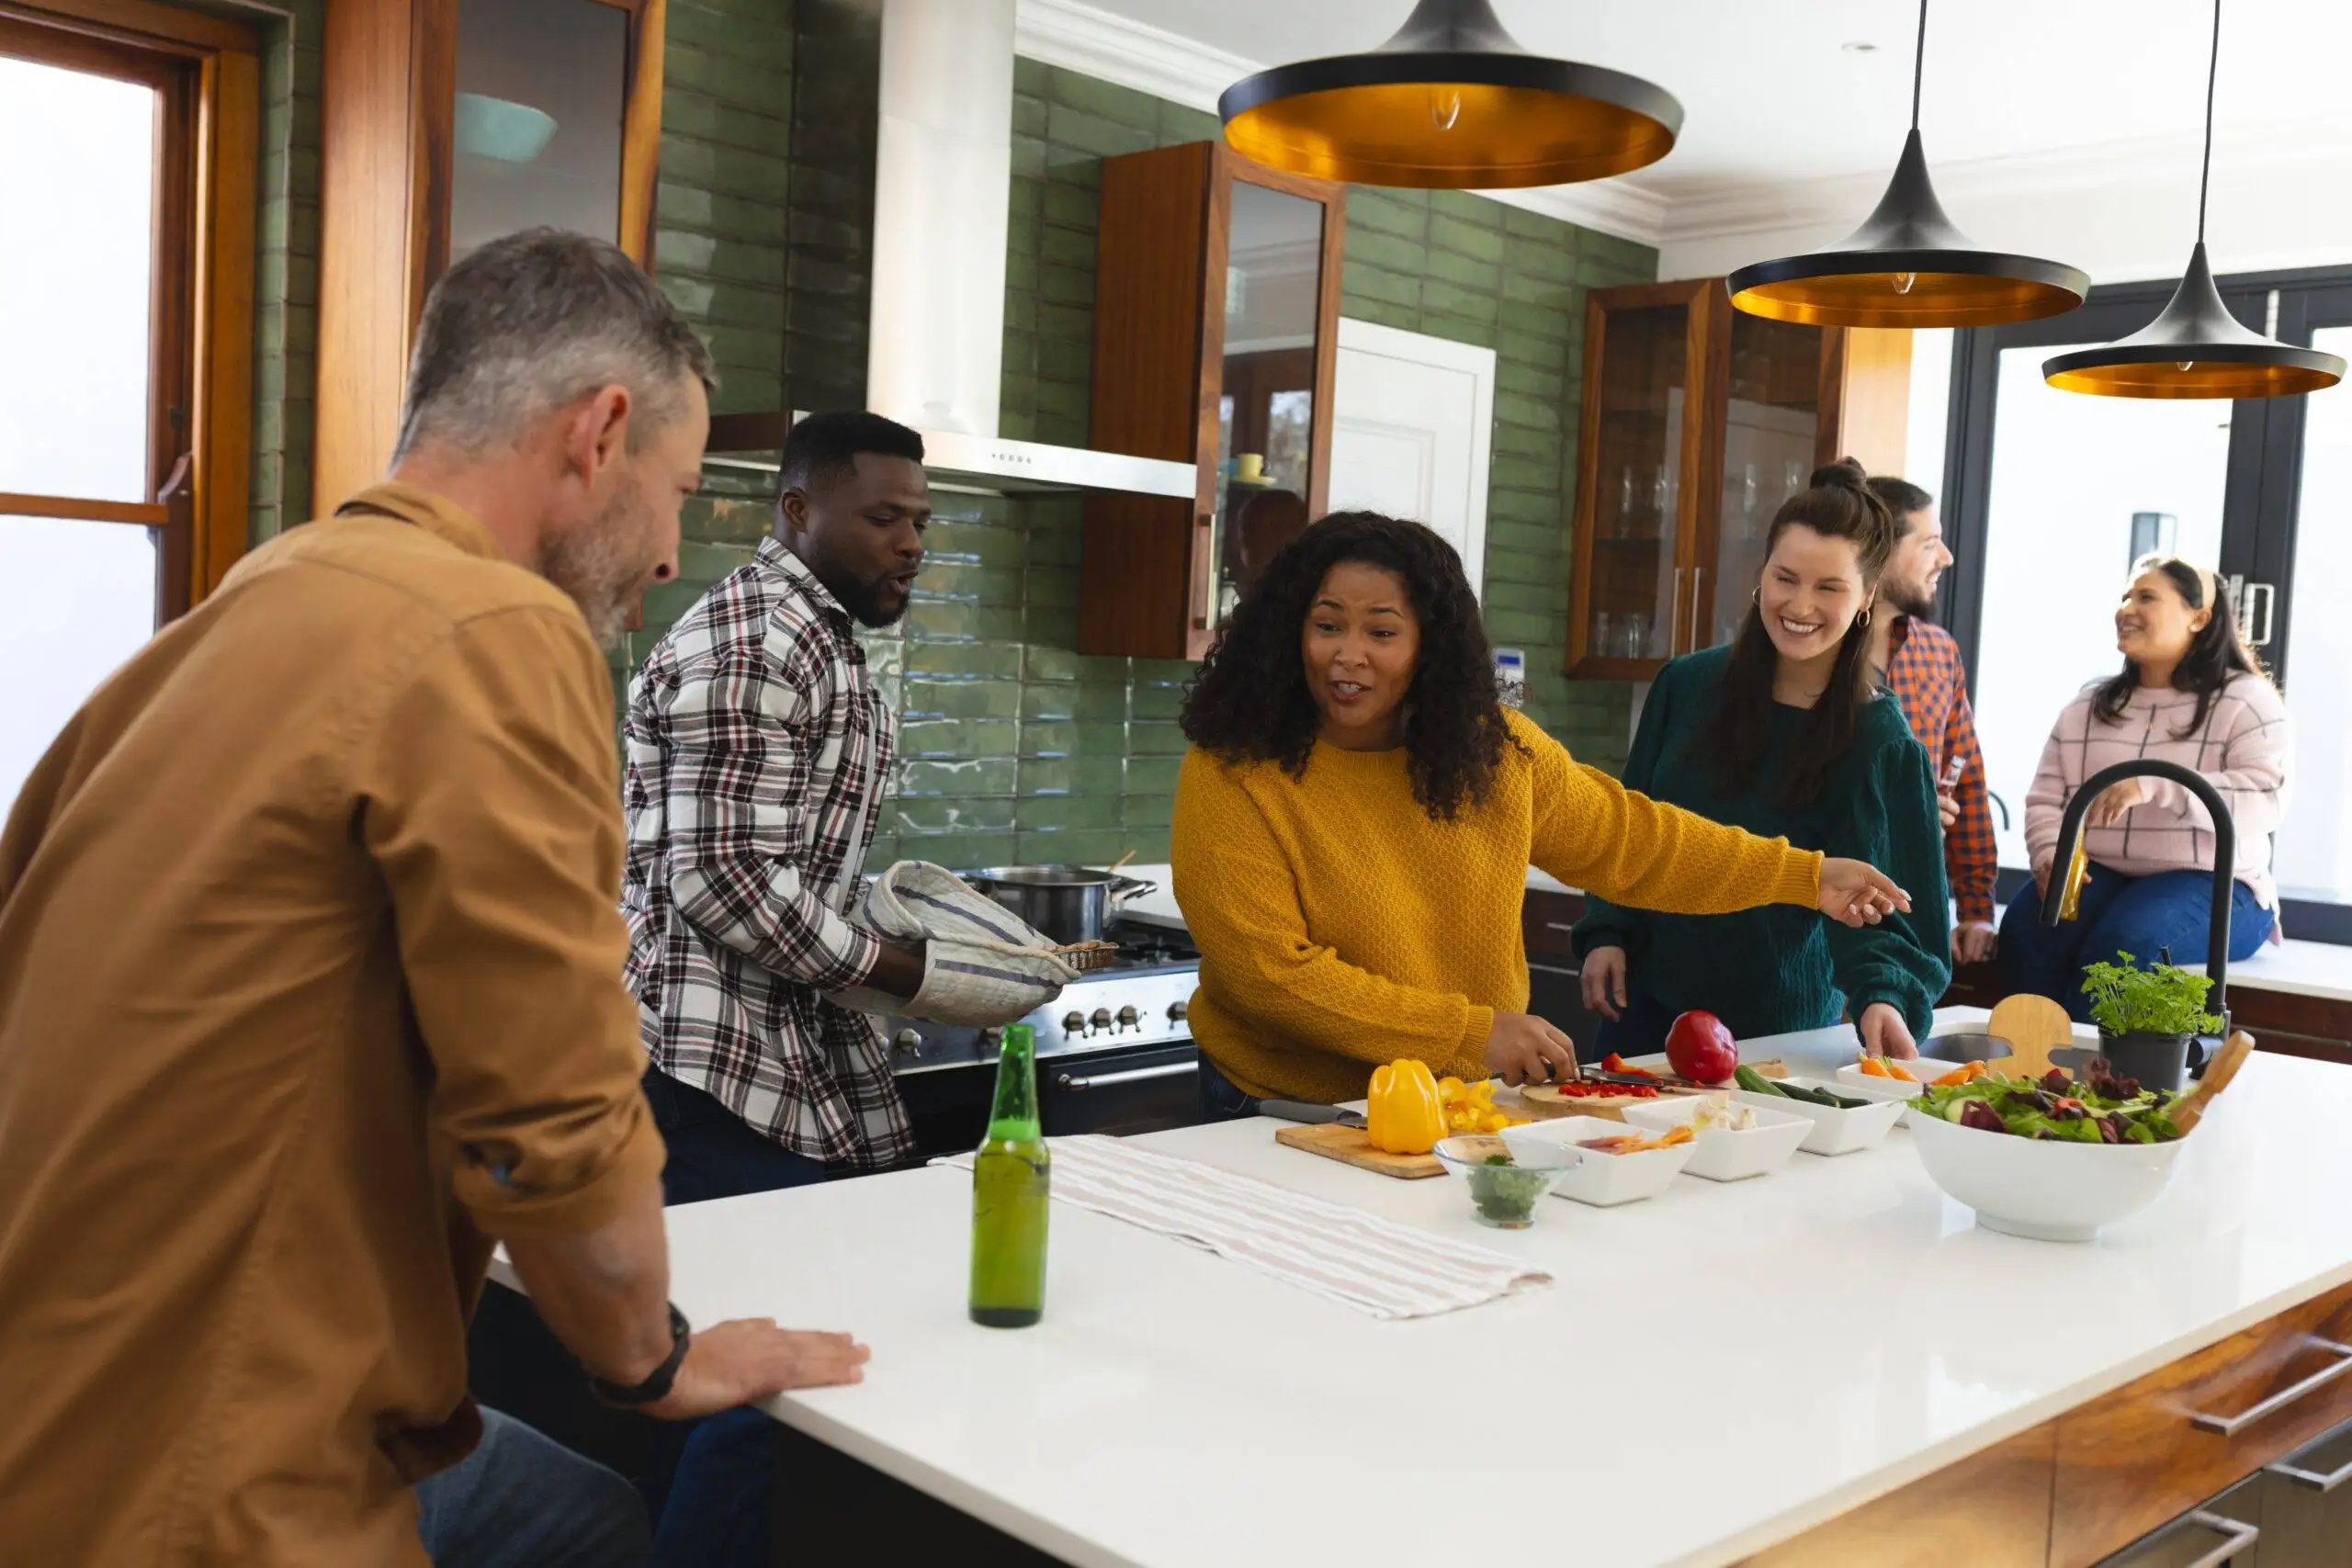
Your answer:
[644,1318,872,1421]
[1952,923,1997,965]
[1815,860,1910,928]
[1484,1010,1578,1087]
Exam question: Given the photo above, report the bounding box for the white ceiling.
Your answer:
[1021,0,2352,279]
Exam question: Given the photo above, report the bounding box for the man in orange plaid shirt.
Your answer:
[1869,475,1999,966]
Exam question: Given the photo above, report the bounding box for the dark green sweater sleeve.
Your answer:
[1823,729,1952,1040]
[1570,660,1675,966]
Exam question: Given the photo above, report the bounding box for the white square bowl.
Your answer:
[1619,1097,1813,1181]
[1503,1116,1695,1206]
[1732,1079,1907,1156]
[1834,1062,1934,1100]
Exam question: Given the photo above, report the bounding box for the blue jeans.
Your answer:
[638,1070,832,1568]
[1196,1055,1259,1122]
[2000,865,2273,1023]
[417,1406,649,1568]
[642,1068,831,1204]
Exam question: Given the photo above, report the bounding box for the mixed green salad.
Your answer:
[1917,1060,2181,1145]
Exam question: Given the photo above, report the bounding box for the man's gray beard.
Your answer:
[541,492,649,649]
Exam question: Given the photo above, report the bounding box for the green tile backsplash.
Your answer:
[603,25,1656,874]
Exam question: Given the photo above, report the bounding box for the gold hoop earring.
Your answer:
[1857,607,1873,630]
[1751,587,1760,605]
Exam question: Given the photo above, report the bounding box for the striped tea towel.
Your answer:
[935,1134,1549,1320]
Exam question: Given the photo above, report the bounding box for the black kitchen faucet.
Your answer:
[2041,757,2235,1042]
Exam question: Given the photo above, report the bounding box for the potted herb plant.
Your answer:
[2078,952,2225,1091]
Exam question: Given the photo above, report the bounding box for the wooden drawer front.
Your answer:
[1523,889,1586,960]
[1737,1420,2058,1568]
[2052,1278,2352,1566]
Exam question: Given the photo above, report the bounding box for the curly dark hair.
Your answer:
[1180,511,1522,820]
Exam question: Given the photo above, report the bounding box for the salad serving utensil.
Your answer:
[2168,1032,2254,1136]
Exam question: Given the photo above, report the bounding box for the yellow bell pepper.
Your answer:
[1366,1059,1447,1156]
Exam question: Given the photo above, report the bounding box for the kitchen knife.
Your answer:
[1259,1100,1366,1128]
[1577,1069,1670,1089]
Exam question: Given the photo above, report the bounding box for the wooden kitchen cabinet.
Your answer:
[315,0,664,513]
[1566,281,1911,679]
[1080,141,1345,660]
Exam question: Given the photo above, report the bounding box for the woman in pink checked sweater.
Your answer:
[1999,555,2293,1021]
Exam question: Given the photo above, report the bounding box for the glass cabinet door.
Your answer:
[1211,178,1326,624]
[1706,314,1825,648]
[450,0,629,262]
[1578,300,1690,666]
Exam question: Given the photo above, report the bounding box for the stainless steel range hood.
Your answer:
[701,416,1195,500]
[700,0,1192,502]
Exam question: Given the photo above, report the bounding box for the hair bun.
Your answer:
[1810,457,1870,493]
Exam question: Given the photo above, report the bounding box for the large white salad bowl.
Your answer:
[1907,1103,2188,1242]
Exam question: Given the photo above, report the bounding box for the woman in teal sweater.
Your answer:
[1575,460,1950,1058]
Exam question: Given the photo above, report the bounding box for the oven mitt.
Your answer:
[825,861,1077,1025]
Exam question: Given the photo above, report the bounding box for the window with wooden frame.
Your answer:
[0,0,256,814]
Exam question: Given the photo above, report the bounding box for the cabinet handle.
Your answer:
[1544,921,1577,933]
[2187,1337,2352,1435]
[1056,1061,1197,1091]
[1192,511,1216,630]
[2268,1428,2352,1492]
[1669,568,1685,656]
[1690,565,1704,650]
[2172,1512,2259,1568]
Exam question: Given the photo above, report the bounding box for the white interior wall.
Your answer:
[1660,150,2352,288]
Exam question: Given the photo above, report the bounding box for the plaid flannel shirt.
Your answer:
[1884,616,1998,927]
[619,537,912,1168]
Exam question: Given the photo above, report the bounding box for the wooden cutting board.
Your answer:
[1273,1122,1444,1179]
[1517,1059,1789,1122]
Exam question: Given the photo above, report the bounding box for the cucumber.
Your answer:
[1734,1066,1785,1097]
[1771,1080,1836,1107]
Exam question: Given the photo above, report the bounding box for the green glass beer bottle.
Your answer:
[968,1023,1049,1327]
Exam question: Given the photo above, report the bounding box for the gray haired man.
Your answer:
[0,229,865,1568]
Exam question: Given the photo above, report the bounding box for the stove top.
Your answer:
[882,920,1200,1076]
[1076,923,1198,974]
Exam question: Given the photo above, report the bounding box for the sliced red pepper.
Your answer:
[1599,1053,1659,1079]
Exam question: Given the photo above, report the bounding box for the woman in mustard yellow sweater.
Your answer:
[1171,513,1913,1111]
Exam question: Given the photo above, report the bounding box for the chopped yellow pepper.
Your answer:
[1366,1059,1448,1156]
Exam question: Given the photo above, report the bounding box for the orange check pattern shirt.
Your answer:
[1885,616,1998,926]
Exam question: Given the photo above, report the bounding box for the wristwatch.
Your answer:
[588,1303,692,1407]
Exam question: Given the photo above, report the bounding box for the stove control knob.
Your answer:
[1166,1000,1189,1023]
[1061,1010,1087,1036]
[1089,1008,1113,1032]
[1115,1005,1139,1032]
[892,1028,922,1056]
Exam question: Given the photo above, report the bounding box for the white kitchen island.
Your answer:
[585,1015,2352,1567]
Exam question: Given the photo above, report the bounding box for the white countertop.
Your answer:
[2207,937,2352,1005]
[593,1011,2352,1568]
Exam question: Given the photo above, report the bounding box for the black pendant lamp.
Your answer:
[2042,0,2344,399]
[1217,0,1682,189]
[1726,0,2086,328]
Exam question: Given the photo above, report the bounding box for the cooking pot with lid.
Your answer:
[961,864,1157,946]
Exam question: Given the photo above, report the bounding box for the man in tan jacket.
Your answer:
[0,229,866,1566]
